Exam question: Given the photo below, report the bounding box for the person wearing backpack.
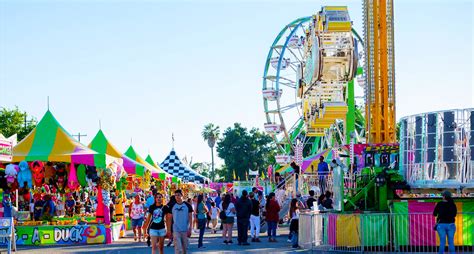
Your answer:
[219,193,236,245]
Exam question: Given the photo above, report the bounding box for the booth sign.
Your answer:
[0,224,107,245]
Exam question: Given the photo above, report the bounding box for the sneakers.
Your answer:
[242,242,250,246]
[251,238,256,242]
[255,238,261,242]
[223,240,228,245]
[287,239,292,243]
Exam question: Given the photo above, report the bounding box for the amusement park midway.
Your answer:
[0,0,473,254]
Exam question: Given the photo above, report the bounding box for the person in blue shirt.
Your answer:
[317,156,329,193]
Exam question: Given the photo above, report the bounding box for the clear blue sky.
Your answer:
[0,0,472,166]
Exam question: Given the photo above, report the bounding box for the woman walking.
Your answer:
[129,194,145,242]
[289,198,300,248]
[144,193,168,254]
[196,194,208,248]
[433,190,457,254]
[220,194,236,245]
[265,192,280,242]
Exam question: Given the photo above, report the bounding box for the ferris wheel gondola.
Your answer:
[262,7,364,170]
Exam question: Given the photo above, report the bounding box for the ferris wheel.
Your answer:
[262,7,365,167]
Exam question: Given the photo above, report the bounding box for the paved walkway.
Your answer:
[10,226,310,254]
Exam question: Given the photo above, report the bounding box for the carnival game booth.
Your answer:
[2,111,125,246]
[299,200,474,252]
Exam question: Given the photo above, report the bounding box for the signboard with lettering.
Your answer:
[0,138,13,162]
[0,224,106,245]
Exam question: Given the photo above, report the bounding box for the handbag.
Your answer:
[219,210,227,220]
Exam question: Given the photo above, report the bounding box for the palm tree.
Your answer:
[202,123,220,182]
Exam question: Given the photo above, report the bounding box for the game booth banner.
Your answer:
[0,222,125,246]
[306,200,474,248]
[0,135,13,162]
[209,182,233,192]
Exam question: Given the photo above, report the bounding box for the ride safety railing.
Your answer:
[299,211,474,253]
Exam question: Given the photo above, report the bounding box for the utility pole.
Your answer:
[24,115,34,129]
[73,133,87,143]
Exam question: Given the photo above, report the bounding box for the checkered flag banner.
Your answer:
[160,149,208,184]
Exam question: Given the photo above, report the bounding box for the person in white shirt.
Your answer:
[209,201,220,234]
[219,194,236,245]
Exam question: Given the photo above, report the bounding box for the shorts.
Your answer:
[131,218,144,227]
[149,228,166,237]
[224,216,235,224]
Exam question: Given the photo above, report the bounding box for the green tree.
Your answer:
[0,107,37,141]
[216,123,276,182]
[190,161,212,179]
[214,164,229,182]
[201,123,220,182]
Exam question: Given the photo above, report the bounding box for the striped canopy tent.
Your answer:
[88,130,147,177]
[145,154,180,183]
[12,111,115,167]
[124,146,171,180]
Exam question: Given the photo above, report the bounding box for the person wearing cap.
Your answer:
[433,190,457,254]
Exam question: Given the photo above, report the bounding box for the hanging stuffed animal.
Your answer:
[44,162,55,185]
[18,161,32,189]
[55,163,68,192]
[116,172,128,191]
[140,169,151,191]
[97,164,116,191]
[67,164,80,191]
[5,164,18,191]
[86,166,99,187]
[31,161,45,188]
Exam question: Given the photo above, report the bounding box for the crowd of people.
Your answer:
[123,186,335,254]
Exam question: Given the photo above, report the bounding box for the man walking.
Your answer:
[318,156,329,193]
[249,192,261,242]
[166,189,193,254]
[235,190,252,246]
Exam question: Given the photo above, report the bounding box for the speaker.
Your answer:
[415,116,422,163]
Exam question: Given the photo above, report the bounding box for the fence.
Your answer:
[299,211,474,253]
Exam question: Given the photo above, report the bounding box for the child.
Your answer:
[209,201,220,234]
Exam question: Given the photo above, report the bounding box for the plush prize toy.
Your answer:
[116,172,128,191]
[44,162,55,185]
[18,161,33,189]
[5,164,19,190]
[141,169,151,190]
[97,163,116,191]
[31,161,45,188]
[86,166,99,187]
[55,163,68,192]
[67,164,80,191]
